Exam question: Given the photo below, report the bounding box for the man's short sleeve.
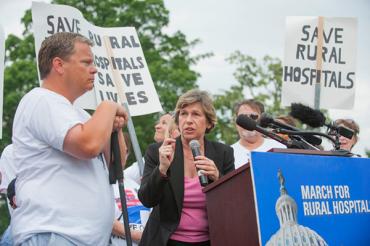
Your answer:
[29,97,85,151]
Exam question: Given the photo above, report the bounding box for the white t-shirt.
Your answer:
[0,144,16,192]
[11,88,114,246]
[0,144,16,216]
[123,160,144,186]
[232,138,286,169]
[110,178,150,246]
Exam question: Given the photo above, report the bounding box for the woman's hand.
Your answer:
[194,156,220,181]
[158,138,176,175]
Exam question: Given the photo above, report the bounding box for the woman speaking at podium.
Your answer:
[138,89,234,246]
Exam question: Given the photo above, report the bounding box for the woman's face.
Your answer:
[154,114,172,142]
[339,131,356,151]
[178,102,210,142]
[236,104,261,142]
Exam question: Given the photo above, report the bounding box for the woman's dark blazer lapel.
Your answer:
[168,137,185,217]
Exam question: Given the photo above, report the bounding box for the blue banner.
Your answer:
[250,152,370,246]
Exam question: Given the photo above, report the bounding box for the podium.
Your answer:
[203,164,259,246]
[204,150,370,246]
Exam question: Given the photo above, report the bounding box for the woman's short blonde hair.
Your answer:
[174,89,216,133]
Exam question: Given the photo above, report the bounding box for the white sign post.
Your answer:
[0,25,5,139]
[32,2,162,115]
[282,16,357,110]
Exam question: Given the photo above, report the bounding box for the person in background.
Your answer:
[139,89,234,246]
[110,132,150,246]
[0,144,16,246]
[275,115,297,127]
[232,99,285,168]
[0,144,16,215]
[164,115,180,139]
[274,115,298,141]
[124,112,173,185]
[333,118,360,152]
[11,32,127,245]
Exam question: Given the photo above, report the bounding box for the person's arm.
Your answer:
[111,220,142,243]
[63,101,127,160]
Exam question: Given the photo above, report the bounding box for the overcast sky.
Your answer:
[0,0,369,155]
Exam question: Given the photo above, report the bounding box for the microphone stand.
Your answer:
[275,128,340,150]
[109,131,133,246]
[287,135,320,150]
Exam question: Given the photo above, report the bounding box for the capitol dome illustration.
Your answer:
[266,170,328,246]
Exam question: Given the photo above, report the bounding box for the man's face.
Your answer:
[236,104,261,142]
[154,114,172,142]
[62,42,97,98]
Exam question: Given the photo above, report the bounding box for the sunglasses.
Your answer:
[237,113,259,121]
[247,113,260,120]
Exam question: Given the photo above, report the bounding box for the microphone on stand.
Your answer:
[236,114,318,150]
[189,139,209,187]
[290,103,326,128]
[260,113,322,146]
[236,114,289,147]
[290,103,354,139]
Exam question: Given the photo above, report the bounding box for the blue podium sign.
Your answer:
[250,152,370,246]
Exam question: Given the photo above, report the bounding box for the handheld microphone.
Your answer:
[260,114,322,146]
[189,139,209,187]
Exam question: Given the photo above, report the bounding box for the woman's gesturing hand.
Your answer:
[158,138,176,175]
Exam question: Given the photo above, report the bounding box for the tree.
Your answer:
[2,10,38,151]
[2,0,210,162]
[211,51,287,144]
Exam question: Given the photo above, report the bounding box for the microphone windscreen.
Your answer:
[236,114,257,131]
[290,103,326,128]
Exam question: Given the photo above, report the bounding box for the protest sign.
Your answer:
[0,25,5,138]
[32,2,162,116]
[282,16,357,109]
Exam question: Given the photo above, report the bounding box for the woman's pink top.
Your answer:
[170,176,209,242]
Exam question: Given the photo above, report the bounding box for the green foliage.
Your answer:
[212,51,288,144]
[1,14,38,150]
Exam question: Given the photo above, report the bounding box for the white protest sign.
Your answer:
[32,2,162,116]
[282,16,357,109]
[0,25,5,139]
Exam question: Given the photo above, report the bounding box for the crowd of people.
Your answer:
[0,32,362,246]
